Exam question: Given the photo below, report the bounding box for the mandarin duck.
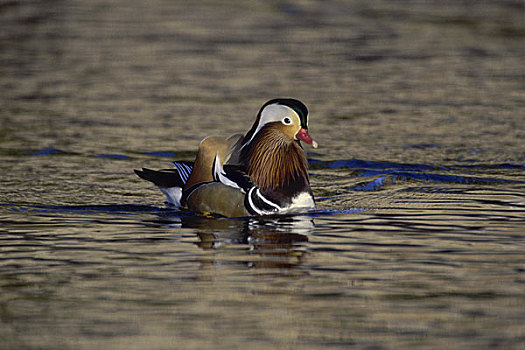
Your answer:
[135,98,318,217]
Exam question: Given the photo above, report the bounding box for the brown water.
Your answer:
[1,1,524,349]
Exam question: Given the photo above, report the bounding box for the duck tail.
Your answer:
[134,161,194,207]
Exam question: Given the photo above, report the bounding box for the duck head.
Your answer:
[239,98,317,193]
[242,98,318,149]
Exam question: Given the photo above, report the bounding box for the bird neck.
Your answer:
[244,128,310,198]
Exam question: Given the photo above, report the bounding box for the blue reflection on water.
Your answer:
[28,147,62,156]
[310,158,523,190]
[97,154,130,160]
[4,204,362,219]
[145,151,177,157]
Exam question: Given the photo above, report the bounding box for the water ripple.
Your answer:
[311,159,523,192]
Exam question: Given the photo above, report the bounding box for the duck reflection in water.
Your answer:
[162,214,314,269]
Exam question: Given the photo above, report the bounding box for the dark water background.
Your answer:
[1,1,524,349]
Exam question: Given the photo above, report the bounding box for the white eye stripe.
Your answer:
[242,104,301,149]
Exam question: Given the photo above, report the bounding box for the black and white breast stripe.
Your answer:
[210,156,286,215]
[244,186,284,215]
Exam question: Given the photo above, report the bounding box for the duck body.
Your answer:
[135,98,317,217]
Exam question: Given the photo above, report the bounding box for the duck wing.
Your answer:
[212,156,253,193]
[134,161,194,188]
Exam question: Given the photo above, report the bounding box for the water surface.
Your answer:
[1,1,524,349]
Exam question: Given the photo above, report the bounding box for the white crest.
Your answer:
[242,103,299,149]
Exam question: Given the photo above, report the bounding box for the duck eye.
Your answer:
[282,117,292,125]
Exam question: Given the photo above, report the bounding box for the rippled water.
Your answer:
[1,1,524,349]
